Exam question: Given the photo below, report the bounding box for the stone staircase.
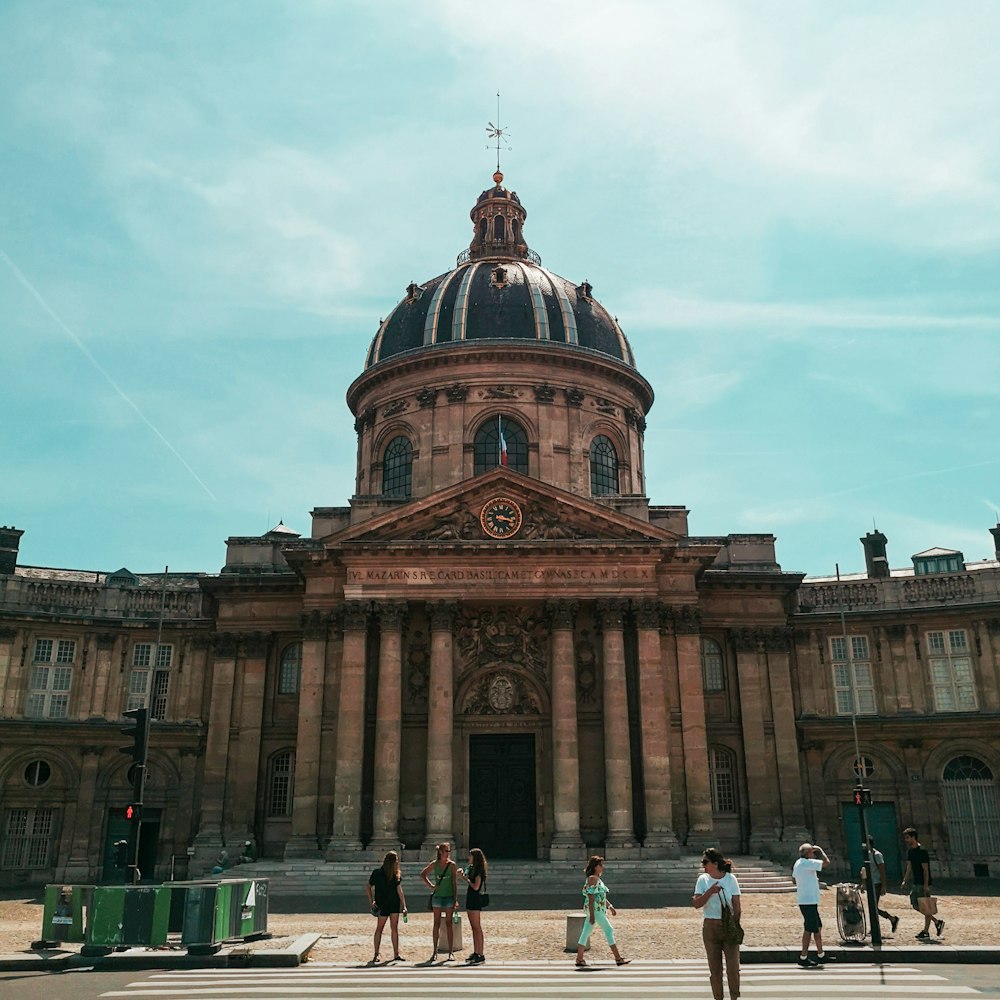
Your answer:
[243,856,795,911]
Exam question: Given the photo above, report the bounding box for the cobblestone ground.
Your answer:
[2,891,997,961]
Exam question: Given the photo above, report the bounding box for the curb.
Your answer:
[0,933,321,972]
[741,945,1000,965]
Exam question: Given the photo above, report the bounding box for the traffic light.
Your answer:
[119,708,149,764]
[124,804,142,821]
[112,839,128,870]
[853,785,873,807]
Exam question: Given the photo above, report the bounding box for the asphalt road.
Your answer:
[2,961,998,999]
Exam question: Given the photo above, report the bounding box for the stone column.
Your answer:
[596,599,635,853]
[422,601,456,852]
[285,611,329,858]
[732,628,777,853]
[634,600,679,854]
[61,746,103,882]
[674,608,714,844]
[764,629,810,846]
[190,633,240,868]
[87,634,116,719]
[0,626,24,718]
[327,601,370,858]
[227,632,269,842]
[369,601,407,853]
[547,600,584,859]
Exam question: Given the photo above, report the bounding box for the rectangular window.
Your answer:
[26,663,73,719]
[830,635,876,715]
[32,639,53,663]
[1,808,55,869]
[128,645,172,718]
[927,630,978,712]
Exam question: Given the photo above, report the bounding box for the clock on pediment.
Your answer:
[480,496,523,539]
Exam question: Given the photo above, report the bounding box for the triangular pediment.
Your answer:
[326,469,681,547]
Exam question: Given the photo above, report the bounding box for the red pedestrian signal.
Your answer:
[125,804,141,821]
[125,805,134,820]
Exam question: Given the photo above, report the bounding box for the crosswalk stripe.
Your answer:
[99,962,978,998]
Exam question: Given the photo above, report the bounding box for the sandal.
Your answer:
[616,957,631,966]
[576,960,589,968]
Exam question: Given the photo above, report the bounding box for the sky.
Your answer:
[2,0,999,580]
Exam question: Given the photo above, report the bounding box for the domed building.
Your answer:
[211,170,810,864]
[1,170,999,889]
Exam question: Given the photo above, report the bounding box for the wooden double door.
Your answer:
[468,734,536,859]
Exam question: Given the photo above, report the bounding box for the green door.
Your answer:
[842,801,902,880]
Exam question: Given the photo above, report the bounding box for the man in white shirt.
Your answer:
[792,842,832,967]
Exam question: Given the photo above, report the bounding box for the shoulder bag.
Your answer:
[719,883,744,947]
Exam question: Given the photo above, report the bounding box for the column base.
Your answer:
[284,835,323,860]
[684,826,717,850]
[325,836,364,860]
[366,835,403,857]
[549,834,585,861]
[189,828,224,876]
[59,858,93,883]
[421,834,456,856]
[603,833,642,859]
[640,831,681,858]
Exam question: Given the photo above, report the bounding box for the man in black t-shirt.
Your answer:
[901,826,945,939]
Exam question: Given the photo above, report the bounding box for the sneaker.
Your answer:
[889,915,899,934]
[797,955,819,968]
[816,953,837,963]
[916,930,930,940]
[935,919,945,937]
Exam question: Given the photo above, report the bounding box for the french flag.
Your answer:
[498,414,508,467]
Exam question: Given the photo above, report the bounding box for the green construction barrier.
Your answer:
[86,885,171,948]
[34,884,91,946]
[180,878,269,954]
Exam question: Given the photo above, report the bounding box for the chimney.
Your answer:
[990,523,1000,561]
[0,526,24,575]
[860,530,889,579]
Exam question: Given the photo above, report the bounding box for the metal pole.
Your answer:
[837,564,881,946]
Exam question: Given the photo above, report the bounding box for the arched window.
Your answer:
[709,747,737,813]
[478,218,488,242]
[942,755,1000,854]
[381,436,413,497]
[474,416,528,475]
[278,643,302,695]
[589,436,619,496]
[492,214,505,241]
[701,638,725,692]
[267,751,295,817]
[511,220,520,243]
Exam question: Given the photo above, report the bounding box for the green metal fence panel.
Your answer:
[39,884,90,944]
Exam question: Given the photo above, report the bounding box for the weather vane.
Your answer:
[486,91,511,175]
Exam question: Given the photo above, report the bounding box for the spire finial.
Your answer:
[486,90,511,181]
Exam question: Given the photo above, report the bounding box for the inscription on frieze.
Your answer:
[347,565,654,586]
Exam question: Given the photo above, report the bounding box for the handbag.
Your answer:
[917,895,938,916]
[719,886,744,947]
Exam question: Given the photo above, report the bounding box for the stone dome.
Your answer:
[364,171,636,370]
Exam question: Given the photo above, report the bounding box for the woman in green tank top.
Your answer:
[420,842,458,961]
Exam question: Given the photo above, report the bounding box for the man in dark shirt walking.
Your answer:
[901,827,945,939]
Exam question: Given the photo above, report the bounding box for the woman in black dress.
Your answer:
[458,847,488,964]
[366,850,407,963]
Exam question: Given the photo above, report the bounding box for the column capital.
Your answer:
[429,600,458,631]
[546,599,578,631]
[241,631,269,658]
[96,633,116,650]
[668,605,701,635]
[631,598,664,631]
[729,627,762,653]
[301,609,332,640]
[211,632,240,657]
[763,627,793,652]
[595,598,627,631]
[341,601,371,632]
[375,600,407,631]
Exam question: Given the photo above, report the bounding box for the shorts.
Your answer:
[799,904,822,933]
[431,898,455,909]
[908,887,933,911]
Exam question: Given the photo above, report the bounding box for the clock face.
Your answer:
[481,497,523,539]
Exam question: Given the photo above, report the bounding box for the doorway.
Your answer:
[469,734,536,858]
[842,801,901,879]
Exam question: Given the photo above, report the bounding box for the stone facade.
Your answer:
[1,175,999,885]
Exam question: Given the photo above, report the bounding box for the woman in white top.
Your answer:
[693,847,742,1000]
